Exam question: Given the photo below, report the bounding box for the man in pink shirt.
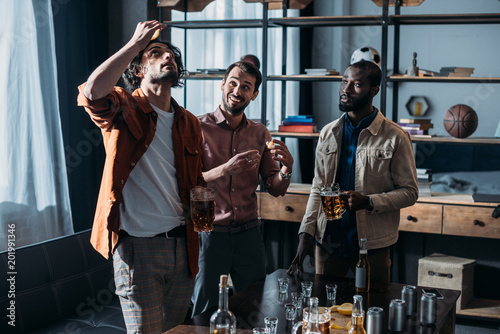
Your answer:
[191,61,294,316]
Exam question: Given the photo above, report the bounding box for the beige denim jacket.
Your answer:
[298,110,418,250]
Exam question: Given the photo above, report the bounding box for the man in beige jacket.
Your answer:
[288,60,418,283]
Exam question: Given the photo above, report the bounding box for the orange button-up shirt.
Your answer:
[77,84,206,277]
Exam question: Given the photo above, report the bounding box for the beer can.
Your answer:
[366,307,384,334]
[420,292,437,326]
[401,285,417,316]
[388,299,406,332]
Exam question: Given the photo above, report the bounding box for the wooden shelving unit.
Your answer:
[164,2,500,319]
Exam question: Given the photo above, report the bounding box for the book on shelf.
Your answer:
[399,118,432,124]
[304,68,339,76]
[398,122,434,131]
[404,129,427,135]
[418,181,432,197]
[416,168,432,182]
[436,66,474,77]
[411,134,434,138]
[283,115,315,123]
[196,68,226,74]
[278,124,317,133]
[418,69,438,77]
[440,66,475,72]
[282,121,316,126]
[399,119,434,136]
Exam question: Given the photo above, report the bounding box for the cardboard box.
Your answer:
[418,253,476,310]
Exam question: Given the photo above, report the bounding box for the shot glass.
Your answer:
[301,281,313,298]
[325,283,338,303]
[290,292,303,318]
[278,277,290,294]
[253,328,266,334]
[284,303,296,321]
[264,316,278,334]
[278,291,287,304]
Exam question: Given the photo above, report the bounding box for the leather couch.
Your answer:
[0,229,126,333]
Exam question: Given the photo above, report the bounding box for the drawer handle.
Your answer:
[407,215,415,221]
[285,206,294,212]
[473,219,480,226]
[428,270,453,279]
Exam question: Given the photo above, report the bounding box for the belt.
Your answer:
[211,219,260,234]
[119,225,186,239]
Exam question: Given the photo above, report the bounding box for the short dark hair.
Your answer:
[122,40,186,91]
[240,54,261,69]
[224,61,262,93]
[349,60,382,88]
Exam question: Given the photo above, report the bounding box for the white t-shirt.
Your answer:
[119,104,184,236]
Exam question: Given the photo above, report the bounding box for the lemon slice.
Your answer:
[337,303,353,316]
[330,322,344,330]
[267,139,275,149]
[329,304,340,312]
[345,321,352,331]
[151,29,160,40]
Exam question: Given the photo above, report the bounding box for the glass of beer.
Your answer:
[190,187,215,232]
[320,183,345,220]
[302,306,331,334]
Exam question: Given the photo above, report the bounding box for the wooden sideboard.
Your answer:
[257,183,500,240]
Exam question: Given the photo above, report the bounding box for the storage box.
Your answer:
[418,253,476,310]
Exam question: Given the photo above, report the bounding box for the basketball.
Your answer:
[443,104,478,138]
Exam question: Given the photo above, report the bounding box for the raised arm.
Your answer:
[83,20,166,100]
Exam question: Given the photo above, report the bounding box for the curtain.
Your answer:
[170,0,302,182]
[0,0,73,251]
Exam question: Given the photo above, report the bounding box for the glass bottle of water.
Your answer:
[210,275,236,334]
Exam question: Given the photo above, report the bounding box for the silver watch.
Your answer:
[367,196,374,211]
[279,170,292,180]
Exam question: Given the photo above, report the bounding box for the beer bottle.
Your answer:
[355,238,370,293]
[210,275,236,334]
[348,295,366,334]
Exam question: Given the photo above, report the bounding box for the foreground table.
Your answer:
[183,269,460,334]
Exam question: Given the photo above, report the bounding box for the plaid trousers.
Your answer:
[113,234,194,333]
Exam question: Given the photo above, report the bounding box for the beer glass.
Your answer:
[301,306,331,334]
[190,187,215,232]
[320,183,345,220]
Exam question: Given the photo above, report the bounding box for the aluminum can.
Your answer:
[401,285,417,316]
[388,299,406,332]
[366,307,384,334]
[420,292,437,326]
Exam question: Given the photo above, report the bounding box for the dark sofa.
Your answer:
[0,229,126,333]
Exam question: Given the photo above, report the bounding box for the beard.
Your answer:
[222,94,251,116]
[339,90,371,112]
[147,67,179,86]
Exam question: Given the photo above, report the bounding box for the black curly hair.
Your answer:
[122,40,186,91]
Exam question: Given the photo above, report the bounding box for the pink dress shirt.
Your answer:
[198,107,290,227]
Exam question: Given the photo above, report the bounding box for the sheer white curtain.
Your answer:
[0,0,73,251]
[171,0,302,182]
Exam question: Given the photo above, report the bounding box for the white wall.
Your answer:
[312,0,500,137]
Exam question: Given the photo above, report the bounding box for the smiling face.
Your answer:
[221,66,259,116]
[138,42,178,86]
[339,66,378,114]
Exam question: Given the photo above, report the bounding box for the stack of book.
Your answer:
[436,67,474,77]
[398,118,434,137]
[278,115,317,133]
[304,68,339,76]
[417,168,432,197]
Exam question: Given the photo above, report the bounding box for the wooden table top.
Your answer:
[183,269,460,333]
